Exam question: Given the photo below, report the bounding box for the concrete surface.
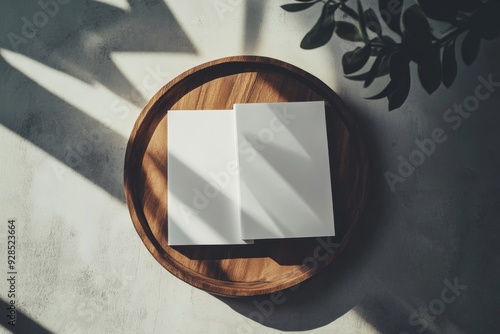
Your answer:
[1,0,499,333]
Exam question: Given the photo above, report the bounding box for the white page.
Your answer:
[235,101,335,239]
[167,110,250,245]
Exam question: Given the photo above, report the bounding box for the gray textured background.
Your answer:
[1,0,499,333]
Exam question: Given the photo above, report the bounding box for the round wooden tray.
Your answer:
[124,56,369,297]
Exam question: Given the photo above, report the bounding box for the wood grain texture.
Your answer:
[124,56,369,297]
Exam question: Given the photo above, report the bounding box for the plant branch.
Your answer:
[436,25,468,46]
[339,2,359,20]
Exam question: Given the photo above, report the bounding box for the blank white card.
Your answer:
[167,110,248,246]
[167,102,335,245]
[235,101,335,240]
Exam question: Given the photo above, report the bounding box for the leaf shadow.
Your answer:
[0,0,197,107]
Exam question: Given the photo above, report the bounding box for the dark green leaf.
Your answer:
[388,77,410,110]
[389,52,409,81]
[378,52,391,75]
[461,31,481,65]
[381,35,397,45]
[342,46,371,74]
[442,40,457,88]
[357,0,368,40]
[346,72,371,81]
[456,0,482,12]
[403,4,434,41]
[364,52,389,87]
[370,47,380,56]
[335,21,364,42]
[346,52,390,81]
[281,2,318,12]
[403,36,434,65]
[469,1,500,40]
[366,80,398,99]
[300,3,340,49]
[416,0,457,22]
[364,58,382,88]
[417,0,481,22]
[364,8,382,35]
[418,44,441,94]
[387,52,411,110]
[379,0,403,34]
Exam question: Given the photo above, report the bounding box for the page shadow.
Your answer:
[159,153,337,266]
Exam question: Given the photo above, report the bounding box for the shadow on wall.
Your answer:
[0,0,197,202]
[281,0,500,110]
[0,0,196,106]
[217,76,500,333]
[1,0,500,333]
[217,2,500,333]
[0,0,195,330]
